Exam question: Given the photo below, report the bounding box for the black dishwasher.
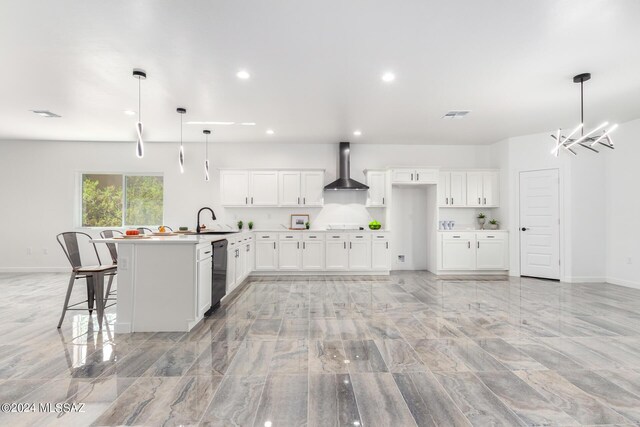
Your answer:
[205,239,227,316]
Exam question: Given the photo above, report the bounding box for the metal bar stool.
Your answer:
[99,229,121,307]
[56,232,116,329]
[136,227,154,235]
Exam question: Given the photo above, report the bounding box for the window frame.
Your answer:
[76,171,165,229]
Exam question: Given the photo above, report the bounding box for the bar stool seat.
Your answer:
[76,265,117,273]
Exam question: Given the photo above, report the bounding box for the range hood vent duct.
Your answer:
[324,142,369,191]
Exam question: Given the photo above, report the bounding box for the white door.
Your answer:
[220,171,249,206]
[279,240,301,270]
[450,172,467,206]
[197,256,212,316]
[441,235,476,270]
[301,171,324,206]
[482,171,500,207]
[349,239,371,270]
[415,168,438,184]
[279,171,301,206]
[367,171,386,206]
[255,240,278,270]
[371,240,390,270]
[476,235,508,270]
[466,172,482,206]
[226,247,236,291]
[325,240,348,270]
[249,171,279,206]
[391,169,415,183]
[520,169,560,280]
[438,172,450,206]
[302,240,324,270]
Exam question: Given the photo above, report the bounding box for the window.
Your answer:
[81,174,163,227]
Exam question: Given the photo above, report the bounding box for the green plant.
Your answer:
[305,221,310,229]
[489,219,498,225]
[248,221,254,230]
[237,220,243,229]
[477,213,486,219]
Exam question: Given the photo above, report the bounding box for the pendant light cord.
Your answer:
[206,135,209,158]
[180,114,183,147]
[580,80,584,136]
[138,78,141,122]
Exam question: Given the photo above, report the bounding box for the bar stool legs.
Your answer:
[86,276,95,314]
[95,272,104,330]
[57,273,76,329]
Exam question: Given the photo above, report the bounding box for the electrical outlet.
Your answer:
[398,255,405,262]
[626,257,632,265]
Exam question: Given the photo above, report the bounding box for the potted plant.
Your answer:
[489,219,499,230]
[477,213,486,229]
[237,220,243,230]
[248,221,254,230]
[305,221,310,230]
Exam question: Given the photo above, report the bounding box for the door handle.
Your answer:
[478,197,481,204]
[297,242,300,249]
[303,242,306,249]
[343,242,346,249]
[411,173,414,181]
[297,197,300,204]
[251,197,254,204]
[273,242,276,249]
[350,242,352,249]
[382,197,385,205]
[468,241,470,249]
[477,241,479,249]
[451,198,453,205]
[483,197,486,205]
[386,242,388,249]
[521,227,528,231]
[245,197,248,205]
[416,173,419,181]
[446,197,448,205]
[303,197,306,204]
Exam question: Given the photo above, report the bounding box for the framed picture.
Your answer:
[290,214,309,230]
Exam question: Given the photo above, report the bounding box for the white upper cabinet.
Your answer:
[279,171,302,206]
[439,171,467,207]
[466,171,499,207]
[220,170,249,206]
[301,171,324,206]
[391,168,438,184]
[366,170,387,207]
[249,171,279,206]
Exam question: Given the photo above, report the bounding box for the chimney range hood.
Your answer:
[324,142,369,191]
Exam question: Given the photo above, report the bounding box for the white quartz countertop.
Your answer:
[92,230,252,245]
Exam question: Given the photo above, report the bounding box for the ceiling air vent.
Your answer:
[442,110,471,119]
[31,110,61,118]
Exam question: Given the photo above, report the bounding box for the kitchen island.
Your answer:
[94,232,251,333]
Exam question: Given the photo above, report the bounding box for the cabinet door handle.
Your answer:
[477,241,480,249]
[204,251,211,254]
[343,242,346,249]
[451,198,454,205]
[382,197,385,205]
[386,242,389,249]
[297,242,300,249]
[453,235,461,238]
[483,197,486,205]
[446,197,448,205]
[350,242,352,249]
[245,197,248,205]
[416,173,420,181]
[478,197,481,204]
[303,197,306,204]
[468,241,470,249]
[251,197,254,204]
[411,173,414,181]
[273,242,276,249]
[246,245,250,252]
[303,242,306,249]
[297,197,300,204]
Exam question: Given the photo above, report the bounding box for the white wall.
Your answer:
[605,118,640,288]
[0,139,491,271]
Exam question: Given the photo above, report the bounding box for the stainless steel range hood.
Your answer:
[324,142,369,191]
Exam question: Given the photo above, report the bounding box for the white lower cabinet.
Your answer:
[325,234,348,270]
[255,234,278,271]
[196,245,212,317]
[348,234,371,270]
[302,234,325,270]
[440,232,508,271]
[279,234,302,270]
[371,235,391,270]
[226,243,237,292]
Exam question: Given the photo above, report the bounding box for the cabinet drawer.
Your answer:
[279,233,302,241]
[349,233,371,241]
[303,233,325,241]
[197,246,213,260]
[442,232,475,241]
[256,234,276,240]
[326,233,347,240]
[477,233,506,241]
[372,233,388,240]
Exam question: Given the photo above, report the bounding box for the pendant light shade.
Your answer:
[177,107,187,173]
[550,73,617,157]
[203,129,211,181]
[132,69,146,158]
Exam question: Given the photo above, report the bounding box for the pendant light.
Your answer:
[551,73,617,157]
[177,107,187,173]
[132,69,146,158]
[203,129,211,181]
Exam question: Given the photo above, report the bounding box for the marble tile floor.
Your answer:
[0,271,640,426]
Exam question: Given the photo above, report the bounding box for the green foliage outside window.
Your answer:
[81,174,163,227]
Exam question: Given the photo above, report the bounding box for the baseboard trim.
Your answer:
[605,277,640,290]
[0,267,68,273]
[563,276,607,283]
[249,270,390,276]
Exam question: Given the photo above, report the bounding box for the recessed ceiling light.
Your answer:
[236,70,250,80]
[186,121,235,125]
[353,130,362,136]
[31,110,61,118]
[240,122,256,126]
[123,110,136,116]
[381,72,395,82]
[266,129,275,135]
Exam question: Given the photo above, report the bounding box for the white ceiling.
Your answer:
[1,0,639,145]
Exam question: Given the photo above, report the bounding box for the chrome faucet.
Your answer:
[196,207,216,234]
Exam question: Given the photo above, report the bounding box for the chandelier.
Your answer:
[551,73,617,156]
